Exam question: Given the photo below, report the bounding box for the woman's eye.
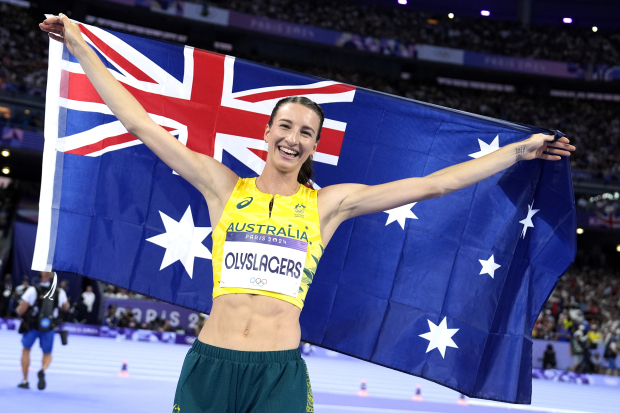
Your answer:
[280,124,289,129]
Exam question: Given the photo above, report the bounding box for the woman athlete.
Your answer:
[41,15,575,413]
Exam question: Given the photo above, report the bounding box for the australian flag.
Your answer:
[33,23,576,403]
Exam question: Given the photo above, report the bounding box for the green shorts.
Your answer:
[172,340,313,413]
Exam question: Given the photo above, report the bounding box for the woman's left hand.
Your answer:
[517,133,576,162]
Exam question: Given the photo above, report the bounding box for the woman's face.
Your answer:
[264,103,320,173]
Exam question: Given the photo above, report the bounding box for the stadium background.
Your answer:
[0,0,619,412]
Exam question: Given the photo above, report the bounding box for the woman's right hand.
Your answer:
[39,13,86,56]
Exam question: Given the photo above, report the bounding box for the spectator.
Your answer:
[149,316,170,332]
[592,353,602,374]
[115,289,129,299]
[542,344,557,370]
[72,301,88,324]
[194,313,206,336]
[118,307,137,328]
[1,273,12,317]
[570,327,586,371]
[604,335,618,376]
[103,304,119,327]
[81,285,96,314]
[588,324,603,345]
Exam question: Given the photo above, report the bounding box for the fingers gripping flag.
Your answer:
[33,24,576,403]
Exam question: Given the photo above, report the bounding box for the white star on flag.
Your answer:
[384,202,417,229]
[146,206,212,278]
[419,317,459,358]
[479,255,501,278]
[519,201,540,238]
[468,135,500,159]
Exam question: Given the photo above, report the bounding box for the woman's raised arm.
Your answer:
[39,14,238,206]
[318,133,575,245]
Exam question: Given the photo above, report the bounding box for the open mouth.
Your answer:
[278,146,299,160]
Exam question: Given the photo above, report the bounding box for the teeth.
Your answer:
[280,147,298,156]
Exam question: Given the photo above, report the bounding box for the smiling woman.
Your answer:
[264,96,325,188]
[39,13,575,413]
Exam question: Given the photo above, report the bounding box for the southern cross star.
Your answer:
[146,206,212,278]
[519,201,540,238]
[419,317,459,358]
[384,202,418,230]
[468,135,500,159]
[479,255,501,279]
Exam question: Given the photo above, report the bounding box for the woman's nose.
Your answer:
[285,129,299,144]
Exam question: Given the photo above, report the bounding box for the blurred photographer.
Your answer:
[9,277,30,315]
[15,271,69,390]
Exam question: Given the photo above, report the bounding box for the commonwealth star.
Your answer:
[146,206,212,278]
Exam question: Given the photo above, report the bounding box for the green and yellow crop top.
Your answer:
[212,177,324,310]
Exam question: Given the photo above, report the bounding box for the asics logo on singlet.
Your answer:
[250,277,268,287]
[236,197,253,209]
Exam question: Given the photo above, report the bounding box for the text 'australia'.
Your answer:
[226,222,309,243]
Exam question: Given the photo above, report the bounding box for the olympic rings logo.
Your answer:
[250,277,268,287]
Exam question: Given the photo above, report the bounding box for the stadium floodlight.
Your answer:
[398,0,407,4]
[1,167,9,175]
[480,10,490,17]
[616,245,620,252]
[592,26,598,32]
[448,13,454,19]
[563,17,573,24]
[576,228,584,235]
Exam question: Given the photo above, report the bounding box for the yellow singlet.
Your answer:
[212,177,324,310]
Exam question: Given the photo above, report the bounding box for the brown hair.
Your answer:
[268,96,324,187]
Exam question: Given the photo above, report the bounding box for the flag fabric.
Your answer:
[33,24,576,404]
[595,212,620,229]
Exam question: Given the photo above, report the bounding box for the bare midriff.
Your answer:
[198,294,302,351]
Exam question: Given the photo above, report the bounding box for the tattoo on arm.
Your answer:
[515,145,526,162]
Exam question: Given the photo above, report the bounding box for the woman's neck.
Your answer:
[258,166,299,196]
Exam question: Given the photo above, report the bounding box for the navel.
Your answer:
[244,329,249,336]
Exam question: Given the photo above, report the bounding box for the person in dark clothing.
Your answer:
[542,344,557,369]
[16,272,69,390]
[0,273,12,317]
[103,304,119,327]
[118,307,137,329]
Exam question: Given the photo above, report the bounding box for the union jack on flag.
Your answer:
[33,23,576,403]
[595,212,620,229]
[52,23,355,170]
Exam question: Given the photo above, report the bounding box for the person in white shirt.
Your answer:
[81,285,96,313]
[15,272,69,390]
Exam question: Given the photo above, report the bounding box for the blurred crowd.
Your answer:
[102,283,148,300]
[0,181,17,237]
[101,283,204,334]
[103,303,172,332]
[0,2,48,95]
[0,107,44,131]
[223,0,620,65]
[534,265,619,374]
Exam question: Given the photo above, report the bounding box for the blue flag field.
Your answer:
[32,23,576,403]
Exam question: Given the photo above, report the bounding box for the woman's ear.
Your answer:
[311,139,318,155]
[264,124,270,143]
